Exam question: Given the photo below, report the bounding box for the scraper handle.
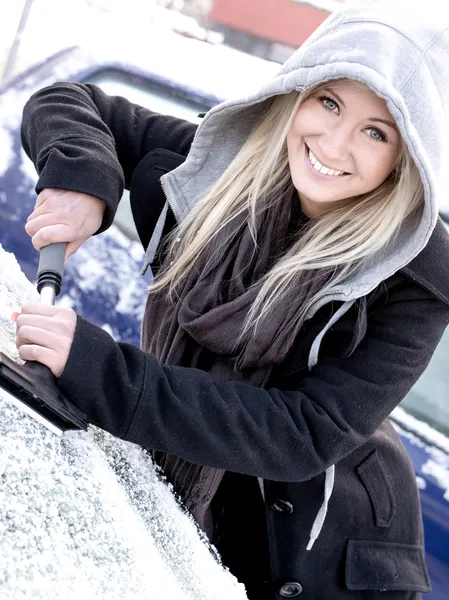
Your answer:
[37,242,67,303]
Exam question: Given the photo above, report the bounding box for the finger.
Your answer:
[16,313,58,333]
[16,312,75,340]
[65,239,83,259]
[28,188,69,221]
[28,198,63,223]
[32,191,48,212]
[28,200,50,221]
[17,344,60,375]
[33,188,55,211]
[31,224,75,250]
[20,302,60,317]
[27,206,52,224]
[25,212,71,236]
[16,325,62,351]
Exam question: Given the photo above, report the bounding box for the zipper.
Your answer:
[141,178,174,277]
[161,177,181,224]
[160,177,169,206]
[159,177,183,266]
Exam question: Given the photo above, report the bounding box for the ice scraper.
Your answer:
[0,243,88,435]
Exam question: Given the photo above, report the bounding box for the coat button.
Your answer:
[271,499,294,515]
[278,582,303,597]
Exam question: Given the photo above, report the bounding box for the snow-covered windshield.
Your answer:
[0,245,247,600]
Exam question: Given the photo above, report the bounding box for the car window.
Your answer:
[87,69,210,241]
[400,324,449,437]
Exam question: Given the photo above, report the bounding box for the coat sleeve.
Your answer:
[20,82,197,232]
[56,279,449,482]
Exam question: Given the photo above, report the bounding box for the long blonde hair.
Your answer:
[151,79,424,340]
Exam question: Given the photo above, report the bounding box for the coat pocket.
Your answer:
[345,540,431,592]
[356,449,396,528]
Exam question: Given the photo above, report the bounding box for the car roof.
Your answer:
[1,32,280,105]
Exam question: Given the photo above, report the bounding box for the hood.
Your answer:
[161,2,449,317]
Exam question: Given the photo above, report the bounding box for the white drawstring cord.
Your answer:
[306,465,335,551]
[306,300,355,551]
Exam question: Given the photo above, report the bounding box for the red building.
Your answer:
[208,0,339,62]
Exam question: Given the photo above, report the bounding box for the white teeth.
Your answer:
[308,147,345,176]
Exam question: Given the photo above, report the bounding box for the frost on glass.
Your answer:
[0,244,247,600]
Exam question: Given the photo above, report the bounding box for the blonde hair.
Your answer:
[151,79,424,340]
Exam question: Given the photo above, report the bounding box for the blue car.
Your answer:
[1,42,448,598]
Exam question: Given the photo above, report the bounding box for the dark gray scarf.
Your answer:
[141,192,327,540]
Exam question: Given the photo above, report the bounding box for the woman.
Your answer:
[16,3,449,599]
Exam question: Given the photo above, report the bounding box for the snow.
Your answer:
[391,409,449,504]
[0,243,247,599]
[416,476,427,490]
[391,406,449,455]
[0,88,25,178]
[0,245,37,361]
[67,226,148,322]
[421,458,449,502]
[20,149,39,191]
[1,1,279,88]
[0,126,14,178]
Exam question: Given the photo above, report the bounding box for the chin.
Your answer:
[296,187,345,206]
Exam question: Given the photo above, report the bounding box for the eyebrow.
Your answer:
[367,117,399,133]
[324,88,399,133]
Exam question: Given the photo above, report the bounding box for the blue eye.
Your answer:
[319,95,339,113]
[366,127,388,143]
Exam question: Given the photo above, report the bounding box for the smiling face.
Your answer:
[286,80,402,217]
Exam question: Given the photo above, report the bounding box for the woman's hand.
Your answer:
[25,188,105,260]
[14,303,77,377]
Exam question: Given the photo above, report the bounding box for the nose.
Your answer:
[317,123,352,164]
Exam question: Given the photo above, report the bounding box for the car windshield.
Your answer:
[89,69,208,123]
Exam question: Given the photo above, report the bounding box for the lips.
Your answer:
[305,143,350,176]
